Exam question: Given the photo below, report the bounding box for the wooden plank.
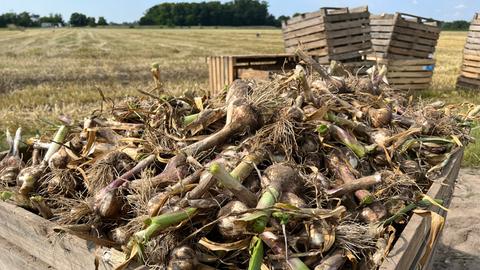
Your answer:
[386,59,435,65]
[388,65,436,71]
[387,46,431,58]
[457,76,480,88]
[0,202,131,270]
[213,56,219,94]
[326,26,370,39]
[462,59,480,68]
[325,18,369,31]
[461,70,480,79]
[467,31,480,38]
[388,77,432,84]
[388,71,433,78]
[390,32,438,46]
[390,40,435,53]
[329,34,370,47]
[0,235,53,270]
[470,25,480,32]
[371,25,395,32]
[371,32,393,39]
[466,37,480,45]
[288,39,327,51]
[283,25,324,40]
[330,41,371,54]
[464,42,480,50]
[324,11,369,23]
[208,57,214,94]
[282,17,324,34]
[390,83,431,90]
[464,49,480,56]
[380,148,463,270]
[370,19,396,26]
[329,50,365,61]
[228,56,234,86]
[461,65,480,74]
[285,11,324,25]
[284,32,327,47]
[393,26,439,40]
[396,18,440,33]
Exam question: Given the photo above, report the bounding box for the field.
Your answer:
[0,28,478,164]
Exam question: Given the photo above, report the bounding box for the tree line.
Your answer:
[139,0,285,26]
[441,20,470,31]
[0,12,108,27]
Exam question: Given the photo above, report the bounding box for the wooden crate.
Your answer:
[378,58,435,90]
[207,54,374,95]
[457,13,480,89]
[0,201,137,270]
[0,148,463,269]
[207,54,298,95]
[282,6,371,63]
[379,148,464,270]
[370,13,440,59]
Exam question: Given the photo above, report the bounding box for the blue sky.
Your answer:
[0,0,477,23]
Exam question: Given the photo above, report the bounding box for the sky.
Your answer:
[0,0,477,23]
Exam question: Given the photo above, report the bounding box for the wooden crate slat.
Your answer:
[284,10,324,25]
[324,18,369,31]
[461,65,480,74]
[389,40,435,53]
[293,39,328,51]
[0,202,130,270]
[390,32,438,46]
[469,25,480,32]
[396,18,440,34]
[371,25,395,32]
[330,41,371,54]
[389,83,431,90]
[282,17,325,34]
[283,25,325,41]
[467,31,480,38]
[465,42,480,50]
[466,37,480,45]
[328,34,371,47]
[388,65,435,71]
[387,46,431,58]
[0,235,53,270]
[457,76,480,88]
[388,77,432,84]
[284,32,327,47]
[325,26,370,39]
[324,11,369,23]
[462,59,480,68]
[461,70,480,79]
[388,71,433,78]
[464,49,480,56]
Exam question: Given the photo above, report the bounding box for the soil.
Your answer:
[431,168,480,270]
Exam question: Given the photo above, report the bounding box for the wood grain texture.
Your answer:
[0,202,135,270]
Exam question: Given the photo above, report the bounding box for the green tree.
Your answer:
[97,16,108,26]
[39,13,64,25]
[87,17,96,27]
[16,12,34,27]
[69,12,88,27]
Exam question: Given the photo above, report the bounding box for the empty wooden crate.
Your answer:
[457,13,480,89]
[282,6,371,64]
[378,58,435,90]
[207,54,298,95]
[370,13,440,59]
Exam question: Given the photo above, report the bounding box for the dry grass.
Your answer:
[0,28,478,165]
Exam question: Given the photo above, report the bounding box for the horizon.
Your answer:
[0,0,478,24]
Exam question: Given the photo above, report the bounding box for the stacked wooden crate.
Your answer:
[370,13,440,90]
[282,6,371,64]
[457,13,480,89]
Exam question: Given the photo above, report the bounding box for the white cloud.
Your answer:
[412,0,418,4]
[455,4,466,9]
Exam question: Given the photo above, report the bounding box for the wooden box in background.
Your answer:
[282,6,371,64]
[370,13,440,59]
[457,13,480,89]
